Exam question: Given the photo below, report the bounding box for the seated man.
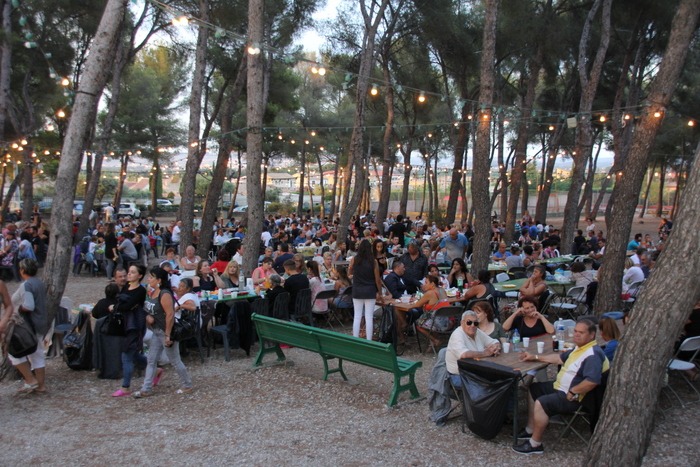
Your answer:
[513,319,609,455]
[383,261,407,298]
[445,310,501,388]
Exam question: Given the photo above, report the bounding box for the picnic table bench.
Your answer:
[251,313,422,406]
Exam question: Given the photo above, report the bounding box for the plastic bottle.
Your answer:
[401,290,409,302]
[239,272,245,290]
[556,319,566,342]
[552,334,559,352]
[218,288,224,300]
[512,328,521,352]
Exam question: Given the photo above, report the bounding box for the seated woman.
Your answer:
[193,260,225,292]
[427,264,450,294]
[252,257,274,286]
[162,247,180,270]
[461,269,497,305]
[598,317,621,362]
[319,251,336,280]
[570,261,596,301]
[258,246,274,264]
[210,248,231,273]
[447,258,469,289]
[220,260,241,289]
[474,301,506,340]
[91,283,120,319]
[414,276,452,346]
[293,253,307,275]
[306,261,328,313]
[174,277,201,322]
[501,296,554,338]
[622,257,644,294]
[519,264,547,303]
[332,265,352,309]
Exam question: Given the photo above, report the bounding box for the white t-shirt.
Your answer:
[261,231,272,247]
[175,292,199,319]
[172,225,181,243]
[445,326,498,375]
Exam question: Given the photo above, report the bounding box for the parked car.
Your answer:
[145,198,173,208]
[73,201,84,217]
[118,202,141,218]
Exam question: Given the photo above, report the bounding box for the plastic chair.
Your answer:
[508,267,526,280]
[272,292,290,320]
[311,289,342,329]
[51,297,75,356]
[291,288,313,326]
[663,336,700,407]
[330,286,353,322]
[495,272,510,283]
[548,286,587,320]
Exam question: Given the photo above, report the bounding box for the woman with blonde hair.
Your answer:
[220,260,241,288]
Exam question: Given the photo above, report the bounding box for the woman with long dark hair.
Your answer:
[133,267,192,398]
[373,238,389,276]
[348,239,384,340]
[111,264,148,397]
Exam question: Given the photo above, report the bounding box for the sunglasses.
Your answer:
[464,320,480,327]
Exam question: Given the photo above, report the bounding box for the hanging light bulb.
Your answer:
[417,92,426,103]
[61,77,70,87]
[689,120,696,127]
[370,85,378,96]
[599,115,606,122]
[317,67,326,76]
[172,16,189,26]
[310,130,316,137]
[624,114,631,120]
[56,109,66,118]
[548,125,555,131]
[247,43,261,55]
[653,111,662,118]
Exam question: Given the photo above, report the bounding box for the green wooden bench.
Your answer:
[251,313,422,407]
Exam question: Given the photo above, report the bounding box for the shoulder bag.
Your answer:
[8,313,38,358]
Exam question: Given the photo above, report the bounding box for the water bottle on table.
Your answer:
[512,328,521,352]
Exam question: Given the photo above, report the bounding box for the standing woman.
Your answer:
[373,238,389,276]
[133,267,192,397]
[348,239,384,340]
[111,264,148,397]
[5,259,48,394]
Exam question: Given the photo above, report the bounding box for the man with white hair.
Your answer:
[445,309,501,388]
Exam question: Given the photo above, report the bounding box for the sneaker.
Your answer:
[512,440,544,455]
[516,429,532,440]
[175,387,193,395]
[132,390,153,399]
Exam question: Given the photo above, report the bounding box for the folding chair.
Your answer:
[495,272,510,283]
[329,286,353,322]
[548,286,587,320]
[663,336,700,407]
[622,280,645,313]
[508,267,526,280]
[272,292,290,321]
[423,305,463,355]
[556,372,608,445]
[311,289,342,329]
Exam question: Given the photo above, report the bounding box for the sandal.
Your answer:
[132,390,153,399]
[175,387,193,395]
[16,382,38,396]
[153,368,164,387]
[111,388,132,397]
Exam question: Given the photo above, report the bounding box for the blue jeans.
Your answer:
[450,374,462,388]
[121,349,147,389]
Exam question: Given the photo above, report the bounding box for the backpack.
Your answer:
[378,304,397,347]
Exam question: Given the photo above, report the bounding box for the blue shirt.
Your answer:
[603,340,618,362]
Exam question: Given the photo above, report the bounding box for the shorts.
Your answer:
[529,381,580,417]
[8,333,46,369]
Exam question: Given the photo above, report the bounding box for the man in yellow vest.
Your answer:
[513,319,609,455]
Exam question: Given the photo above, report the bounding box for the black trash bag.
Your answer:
[64,312,93,370]
[458,359,519,440]
[377,304,396,346]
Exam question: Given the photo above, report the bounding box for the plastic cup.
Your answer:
[231,292,238,298]
[537,341,545,354]
[503,342,511,353]
[522,337,530,348]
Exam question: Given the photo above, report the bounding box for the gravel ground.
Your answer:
[1,214,695,466]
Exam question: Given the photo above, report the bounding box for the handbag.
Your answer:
[171,307,198,341]
[8,314,38,358]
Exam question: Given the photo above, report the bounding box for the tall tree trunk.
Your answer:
[21,148,33,222]
[1,166,23,219]
[297,144,306,217]
[591,168,613,220]
[329,154,339,219]
[399,147,413,216]
[591,0,699,317]
[337,0,390,245]
[242,0,264,277]
[639,164,655,218]
[43,0,127,322]
[375,57,395,234]
[0,0,12,140]
[445,102,470,224]
[112,154,129,208]
[656,163,666,216]
[497,118,508,222]
[505,50,542,243]
[179,0,209,255]
[470,0,498,273]
[560,0,611,254]
[586,144,700,464]
[316,153,325,219]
